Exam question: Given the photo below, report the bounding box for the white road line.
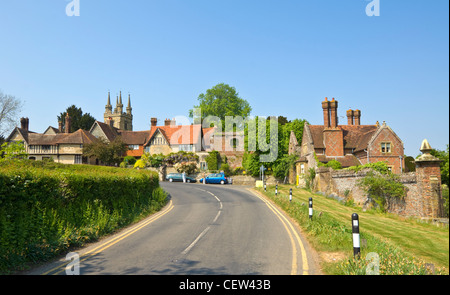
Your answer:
[182,188,223,255]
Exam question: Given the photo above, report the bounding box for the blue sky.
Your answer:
[0,0,448,156]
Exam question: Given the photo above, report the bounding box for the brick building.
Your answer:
[291,97,405,175]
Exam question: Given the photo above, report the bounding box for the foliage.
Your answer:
[133,159,146,169]
[123,156,136,166]
[220,163,232,176]
[430,145,449,186]
[83,137,128,166]
[174,161,198,175]
[346,161,391,175]
[357,172,406,212]
[304,168,316,190]
[205,150,220,171]
[162,151,198,166]
[318,159,342,170]
[272,154,298,179]
[141,153,165,168]
[243,152,261,177]
[57,105,96,133]
[0,141,28,161]
[189,83,252,130]
[0,160,164,274]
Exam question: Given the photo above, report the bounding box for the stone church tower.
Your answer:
[104,91,133,131]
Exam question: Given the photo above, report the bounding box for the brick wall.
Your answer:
[312,165,444,218]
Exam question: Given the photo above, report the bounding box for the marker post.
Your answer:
[352,213,361,258]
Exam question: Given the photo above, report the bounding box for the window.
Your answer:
[129,145,139,150]
[75,155,82,164]
[381,142,391,153]
[179,145,193,152]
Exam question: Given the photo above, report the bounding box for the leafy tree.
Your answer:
[189,83,251,130]
[58,105,96,133]
[205,150,221,171]
[0,141,28,161]
[83,137,128,166]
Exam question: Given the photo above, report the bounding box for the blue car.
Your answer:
[200,172,229,185]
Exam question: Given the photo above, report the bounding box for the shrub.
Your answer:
[357,171,406,211]
[205,151,220,171]
[123,156,137,166]
[221,163,232,176]
[133,159,146,169]
[0,160,165,274]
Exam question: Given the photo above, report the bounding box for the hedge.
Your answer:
[0,160,166,274]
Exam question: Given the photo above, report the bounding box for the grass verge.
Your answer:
[257,185,449,275]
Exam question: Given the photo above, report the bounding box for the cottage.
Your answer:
[290,98,405,179]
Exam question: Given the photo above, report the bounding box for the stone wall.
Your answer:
[311,166,444,218]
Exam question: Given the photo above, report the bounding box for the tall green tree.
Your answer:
[83,137,128,166]
[189,83,252,130]
[58,105,96,133]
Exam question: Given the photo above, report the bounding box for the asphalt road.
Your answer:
[29,183,319,275]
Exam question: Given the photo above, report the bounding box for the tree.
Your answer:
[58,105,96,133]
[189,83,252,130]
[0,141,28,161]
[82,137,128,166]
[0,90,23,136]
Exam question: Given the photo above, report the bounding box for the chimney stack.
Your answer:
[65,113,71,133]
[164,118,176,126]
[354,109,361,126]
[322,97,330,128]
[347,109,354,125]
[58,120,63,133]
[20,117,29,131]
[329,98,338,128]
[151,118,158,127]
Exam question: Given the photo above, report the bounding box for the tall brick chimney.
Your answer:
[322,97,330,128]
[65,113,71,133]
[347,109,354,125]
[354,109,361,126]
[329,98,338,128]
[151,118,158,127]
[20,117,29,131]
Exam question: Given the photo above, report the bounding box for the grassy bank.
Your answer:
[0,160,168,274]
[257,185,448,275]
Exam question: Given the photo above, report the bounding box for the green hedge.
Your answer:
[0,160,166,274]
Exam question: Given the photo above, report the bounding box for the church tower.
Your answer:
[104,91,133,131]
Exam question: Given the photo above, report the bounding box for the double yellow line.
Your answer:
[42,200,174,275]
[250,189,309,275]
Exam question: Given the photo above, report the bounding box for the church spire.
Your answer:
[105,91,112,114]
[126,93,132,115]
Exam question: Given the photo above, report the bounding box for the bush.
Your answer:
[357,171,406,211]
[205,151,220,171]
[123,156,137,166]
[0,160,165,274]
[221,163,232,176]
[134,159,146,169]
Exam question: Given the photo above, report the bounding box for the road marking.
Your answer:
[249,189,309,275]
[181,188,223,255]
[42,200,174,275]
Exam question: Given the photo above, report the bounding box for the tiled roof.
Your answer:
[308,124,378,152]
[27,129,97,145]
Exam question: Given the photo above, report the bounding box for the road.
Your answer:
[29,183,319,275]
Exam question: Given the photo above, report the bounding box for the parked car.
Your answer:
[166,173,197,183]
[200,172,229,185]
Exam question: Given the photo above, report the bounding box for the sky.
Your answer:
[0,0,448,156]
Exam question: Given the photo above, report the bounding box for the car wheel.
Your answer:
[169,178,173,182]
[220,180,225,185]
[187,179,191,183]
